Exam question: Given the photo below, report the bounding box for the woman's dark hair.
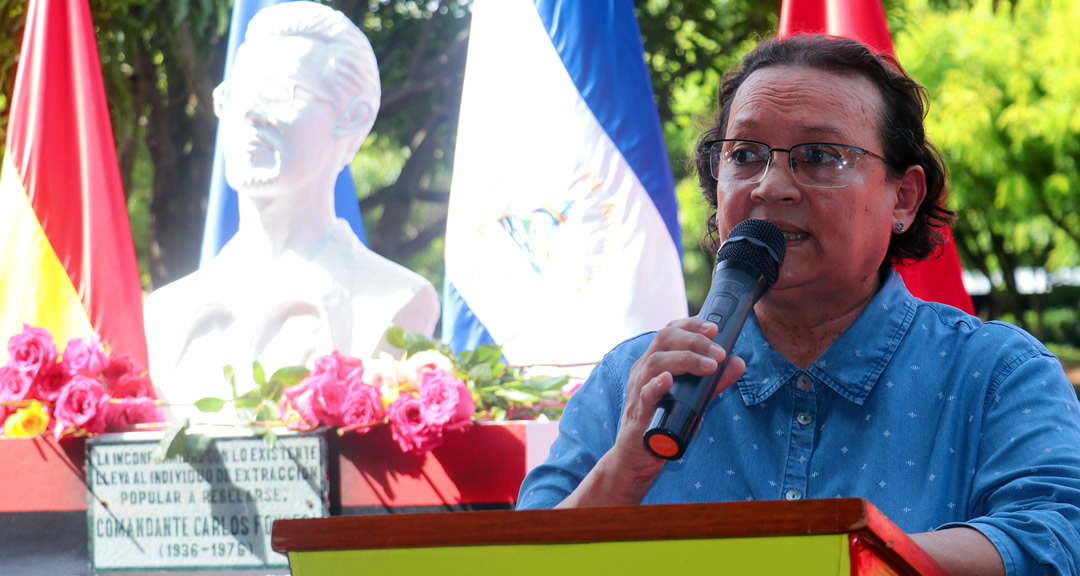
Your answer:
[694,34,954,264]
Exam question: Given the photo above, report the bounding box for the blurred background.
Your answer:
[0,0,1077,382]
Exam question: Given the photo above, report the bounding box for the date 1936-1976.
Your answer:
[159,541,255,560]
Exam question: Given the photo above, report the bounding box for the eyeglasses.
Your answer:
[212,78,333,118]
[701,139,890,189]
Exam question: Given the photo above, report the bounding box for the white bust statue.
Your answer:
[143,3,439,421]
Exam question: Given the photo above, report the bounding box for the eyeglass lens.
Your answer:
[711,141,860,189]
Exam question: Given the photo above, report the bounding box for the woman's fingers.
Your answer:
[637,371,673,414]
[713,353,746,398]
[635,320,727,382]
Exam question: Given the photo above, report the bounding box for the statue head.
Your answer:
[214,3,379,196]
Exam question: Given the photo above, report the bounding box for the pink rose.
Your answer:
[308,373,348,428]
[310,351,364,383]
[7,325,58,379]
[53,375,109,440]
[60,335,107,378]
[106,397,164,428]
[419,369,475,431]
[0,366,33,422]
[388,395,443,455]
[109,373,157,399]
[31,365,70,403]
[339,383,385,434]
[102,354,136,388]
[0,365,33,402]
[280,380,318,430]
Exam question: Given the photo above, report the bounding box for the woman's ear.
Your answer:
[892,165,927,231]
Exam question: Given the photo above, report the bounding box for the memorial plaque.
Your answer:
[87,430,327,573]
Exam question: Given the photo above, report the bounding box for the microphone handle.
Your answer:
[643,260,765,460]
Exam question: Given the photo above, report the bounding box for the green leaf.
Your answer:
[153,419,190,462]
[261,378,283,403]
[402,329,434,350]
[182,433,212,460]
[171,0,189,28]
[214,0,229,37]
[194,397,226,413]
[405,340,436,357]
[254,404,275,424]
[235,388,262,410]
[471,344,504,365]
[269,365,309,389]
[467,363,493,384]
[521,375,570,392]
[252,361,266,386]
[224,365,237,401]
[385,325,407,349]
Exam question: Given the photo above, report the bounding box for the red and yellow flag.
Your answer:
[779,0,976,314]
[0,0,149,367]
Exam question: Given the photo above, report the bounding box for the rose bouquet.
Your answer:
[277,348,476,454]
[163,326,574,459]
[0,324,163,440]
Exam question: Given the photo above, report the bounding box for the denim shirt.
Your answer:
[517,270,1080,575]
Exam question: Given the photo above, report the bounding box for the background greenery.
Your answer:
[0,0,1077,373]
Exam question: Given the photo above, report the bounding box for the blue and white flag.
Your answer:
[199,0,366,267]
[443,0,687,369]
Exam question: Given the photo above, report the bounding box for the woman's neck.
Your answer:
[754,273,883,370]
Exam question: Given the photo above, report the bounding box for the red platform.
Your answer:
[1,421,558,513]
[0,421,558,574]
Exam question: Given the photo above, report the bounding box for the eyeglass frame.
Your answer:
[212,78,335,119]
[699,138,893,189]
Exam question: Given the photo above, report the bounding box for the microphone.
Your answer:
[643,219,785,460]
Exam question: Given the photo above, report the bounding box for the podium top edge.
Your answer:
[272,498,874,552]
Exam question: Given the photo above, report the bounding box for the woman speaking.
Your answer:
[516,35,1080,575]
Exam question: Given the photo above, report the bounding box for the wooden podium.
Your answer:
[272,498,948,575]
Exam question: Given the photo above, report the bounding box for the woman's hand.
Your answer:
[557,317,746,508]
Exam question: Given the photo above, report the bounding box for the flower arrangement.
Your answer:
[0,324,163,440]
[159,326,574,459]
[1,324,575,458]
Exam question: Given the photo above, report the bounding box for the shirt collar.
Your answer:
[733,268,917,406]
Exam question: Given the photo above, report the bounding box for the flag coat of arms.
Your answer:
[443,0,687,369]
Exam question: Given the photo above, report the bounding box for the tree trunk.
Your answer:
[139,30,225,289]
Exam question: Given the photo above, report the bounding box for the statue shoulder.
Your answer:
[332,236,441,344]
[338,235,436,296]
[143,270,216,321]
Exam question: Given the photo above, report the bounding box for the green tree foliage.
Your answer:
[637,0,780,312]
[896,0,1080,326]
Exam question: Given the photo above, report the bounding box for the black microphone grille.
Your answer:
[716,219,786,287]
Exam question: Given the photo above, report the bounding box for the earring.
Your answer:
[894,221,906,233]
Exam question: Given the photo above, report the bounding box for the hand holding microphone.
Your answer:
[643,219,785,460]
[560,220,784,507]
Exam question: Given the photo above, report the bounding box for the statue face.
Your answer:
[217,36,338,197]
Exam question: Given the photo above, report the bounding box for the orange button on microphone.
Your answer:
[647,434,680,459]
